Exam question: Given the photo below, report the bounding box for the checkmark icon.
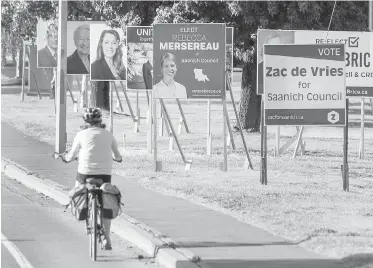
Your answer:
[348,37,359,47]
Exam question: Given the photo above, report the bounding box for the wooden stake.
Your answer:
[292,127,304,159]
[109,82,113,133]
[176,99,190,133]
[220,99,228,172]
[21,42,26,102]
[275,126,280,156]
[359,98,365,159]
[207,99,212,155]
[227,72,253,169]
[343,99,349,192]
[160,99,190,166]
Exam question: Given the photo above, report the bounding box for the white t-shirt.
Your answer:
[153,80,187,99]
[66,127,122,175]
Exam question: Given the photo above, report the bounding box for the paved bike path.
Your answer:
[1,122,343,267]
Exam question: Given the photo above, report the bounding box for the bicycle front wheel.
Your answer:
[89,195,97,261]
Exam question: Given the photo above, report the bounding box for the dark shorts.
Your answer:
[76,172,111,185]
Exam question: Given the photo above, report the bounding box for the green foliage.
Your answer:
[1,0,57,47]
[2,0,369,66]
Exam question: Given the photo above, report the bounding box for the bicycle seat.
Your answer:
[86,178,104,187]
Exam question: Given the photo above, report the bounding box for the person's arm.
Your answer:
[65,132,81,162]
[111,136,122,162]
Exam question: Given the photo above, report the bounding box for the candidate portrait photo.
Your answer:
[37,20,58,68]
[67,22,91,75]
[90,24,126,81]
[153,52,187,99]
[126,44,153,90]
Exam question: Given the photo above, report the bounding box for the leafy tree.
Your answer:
[3,0,368,117]
[85,0,369,126]
[1,1,57,75]
[229,1,369,132]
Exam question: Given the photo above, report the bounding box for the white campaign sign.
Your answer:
[295,31,373,97]
[257,30,373,97]
[264,44,346,126]
[371,35,373,69]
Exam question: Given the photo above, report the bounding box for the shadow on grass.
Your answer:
[348,107,373,116]
[153,240,373,268]
[1,86,22,94]
[196,256,373,268]
[197,259,341,268]
[348,121,373,128]
[175,241,303,249]
[167,247,373,268]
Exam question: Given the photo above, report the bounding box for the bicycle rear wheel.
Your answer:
[89,195,97,261]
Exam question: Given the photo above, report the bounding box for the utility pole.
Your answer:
[55,0,67,153]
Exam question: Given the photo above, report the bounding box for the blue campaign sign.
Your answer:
[369,0,373,32]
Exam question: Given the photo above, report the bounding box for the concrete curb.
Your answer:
[1,158,200,268]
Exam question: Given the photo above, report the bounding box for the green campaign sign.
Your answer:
[153,23,226,99]
[264,44,346,126]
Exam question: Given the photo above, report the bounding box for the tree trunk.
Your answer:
[89,81,110,111]
[11,48,17,65]
[16,48,23,78]
[235,54,261,132]
[1,46,7,67]
[50,69,56,99]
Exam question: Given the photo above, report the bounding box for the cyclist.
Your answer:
[63,107,122,250]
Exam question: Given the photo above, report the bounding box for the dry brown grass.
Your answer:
[2,87,373,261]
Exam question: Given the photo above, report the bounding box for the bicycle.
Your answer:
[53,152,121,261]
[86,177,105,261]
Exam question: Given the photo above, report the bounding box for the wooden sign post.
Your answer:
[207,99,212,155]
[263,43,346,190]
[359,98,365,159]
[109,82,114,133]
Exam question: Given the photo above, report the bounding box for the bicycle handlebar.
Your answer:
[52,152,76,163]
[53,152,122,163]
[52,152,64,160]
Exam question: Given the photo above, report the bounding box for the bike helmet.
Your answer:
[83,107,102,124]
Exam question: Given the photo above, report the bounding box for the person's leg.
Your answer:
[102,218,112,248]
[100,175,112,249]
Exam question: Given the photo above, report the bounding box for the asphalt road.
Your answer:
[1,174,163,268]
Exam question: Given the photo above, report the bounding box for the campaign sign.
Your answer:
[371,35,373,70]
[257,29,373,97]
[90,24,126,82]
[153,23,226,99]
[37,20,58,68]
[369,0,373,32]
[264,44,346,126]
[127,26,153,90]
[295,31,373,97]
[257,30,295,95]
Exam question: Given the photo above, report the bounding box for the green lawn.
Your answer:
[1,82,373,262]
